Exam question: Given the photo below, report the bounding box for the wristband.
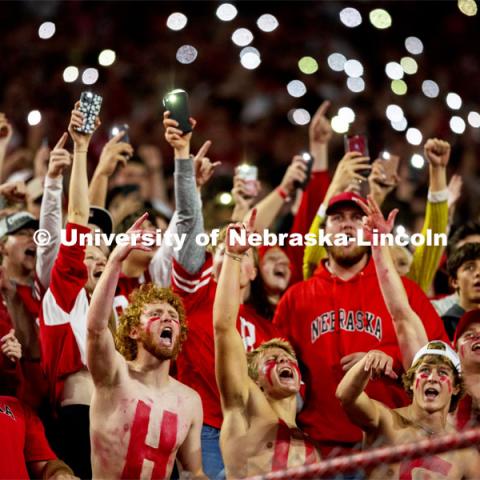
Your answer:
[225,251,242,262]
[276,186,289,201]
[428,188,449,204]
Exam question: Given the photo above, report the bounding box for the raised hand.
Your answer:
[279,156,307,196]
[231,174,260,210]
[68,101,100,149]
[354,194,398,241]
[163,111,196,158]
[424,138,451,168]
[340,352,367,371]
[225,209,257,256]
[193,140,220,188]
[0,180,27,202]
[447,174,463,209]
[47,133,72,179]
[331,151,371,193]
[309,100,332,146]
[1,329,22,362]
[363,350,397,380]
[97,131,133,176]
[110,212,153,263]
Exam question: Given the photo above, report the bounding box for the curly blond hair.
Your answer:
[246,338,296,381]
[115,284,187,361]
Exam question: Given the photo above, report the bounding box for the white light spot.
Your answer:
[391,118,408,131]
[219,192,233,205]
[400,56,418,75]
[27,110,42,126]
[369,8,392,29]
[82,68,99,85]
[458,0,478,16]
[422,80,439,98]
[339,7,362,27]
[406,128,422,145]
[287,80,307,98]
[98,49,116,67]
[240,46,260,59]
[257,14,278,32]
[446,92,462,110]
[232,28,254,46]
[167,12,188,31]
[385,62,404,80]
[216,3,238,21]
[327,52,347,72]
[240,51,261,70]
[450,116,466,134]
[38,21,55,39]
[292,109,311,125]
[410,154,425,169]
[338,107,355,124]
[176,45,198,64]
[386,104,404,122]
[344,59,363,78]
[331,115,349,133]
[468,111,480,128]
[346,77,365,92]
[396,225,407,235]
[63,66,79,83]
[405,36,423,55]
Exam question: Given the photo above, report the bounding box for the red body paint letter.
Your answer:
[399,456,452,479]
[121,400,178,479]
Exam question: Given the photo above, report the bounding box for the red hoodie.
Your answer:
[273,257,448,453]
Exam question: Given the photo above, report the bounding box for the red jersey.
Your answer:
[0,396,56,479]
[172,256,279,428]
[273,257,448,450]
[38,223,90,405]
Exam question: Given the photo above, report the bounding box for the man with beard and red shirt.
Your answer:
[273,191,448,456]
[86,213,204,480]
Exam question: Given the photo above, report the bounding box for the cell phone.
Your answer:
[380,151,400,185]
[235,164,258,198]
[344,134,370,177]
[109,124,130,143]
[162,89,192,133]
[75,91,102,134]
[295,152,313,190]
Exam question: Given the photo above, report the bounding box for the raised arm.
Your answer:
[87,213,152,386]
[0,113,13,182]
[89,131,132,207]
[309,100,332,172]
[356,195,428,368]
[36,133,71,289]
[336,350,396,432]
[67,102,99,225]
[213,214,256,411]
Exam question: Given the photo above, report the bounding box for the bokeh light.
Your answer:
[27,110,42,126]
[327,53,347,72]
[369,9,392,29]
[232,28,254,46]
[292,109,311,125]
[257,14,279,32]
[450,116,466,134]
[344,59,363,78]
[347,77,365,92]
[82,68,99,85]
[458,0,478,16]
[391,80,407,95]
[446,92,462,110]
[216,3,238,21]
[240,51,261,69]
[410,154,425,169]
[98,49,116,67]
[166,12,188,31]
[391,118,408,131]
[422,80,440,98]
[338,107,355,124]
[331,115,349,133]
[63,66,79,83]
[287,80,307,97]
[405,36,423,54]
[339,7,362,27]
[406,128,422,145]
[468,111,480,128]
[386,104,404,122]
[176,45,198,64]
[38,21,55,39]
[298,56,318,74]
[385,62,404,80]
[400,57,418,75]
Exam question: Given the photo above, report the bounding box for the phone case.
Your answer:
[295,153,313,190]
[163,89,192,133]
[110,124,130,143]
[76,91,102,134]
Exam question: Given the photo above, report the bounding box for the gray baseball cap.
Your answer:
[0,211,39,239]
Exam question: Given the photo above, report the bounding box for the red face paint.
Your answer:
[287,360,302,383]
[263,359,276,386]
[459,344,466,359]
[440,376,452,394]
[146,316,161,333]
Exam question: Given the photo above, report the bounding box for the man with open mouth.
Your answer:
[86,212,205,480]
[213,217,320,478]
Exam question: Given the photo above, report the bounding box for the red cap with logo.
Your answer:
[325,192,366,215]
[453,309,480,346]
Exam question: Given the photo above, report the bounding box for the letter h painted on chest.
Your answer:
[121,400,178,479]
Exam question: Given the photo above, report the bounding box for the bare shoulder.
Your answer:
[170,377,202,404]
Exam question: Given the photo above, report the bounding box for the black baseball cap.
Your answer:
[0,212,39,239]
[88,207,113,236]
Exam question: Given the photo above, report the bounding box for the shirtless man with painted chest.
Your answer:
[213,217,321,478]
[86,214,205,479]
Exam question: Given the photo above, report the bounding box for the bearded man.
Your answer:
[86,213,205,479]
[273,192,447,456]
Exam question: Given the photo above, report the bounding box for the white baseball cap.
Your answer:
[412,341,461,374]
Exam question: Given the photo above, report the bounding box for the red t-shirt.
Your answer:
[0,396,56,479]
[172,256,279,428]
[273,258,448,451]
